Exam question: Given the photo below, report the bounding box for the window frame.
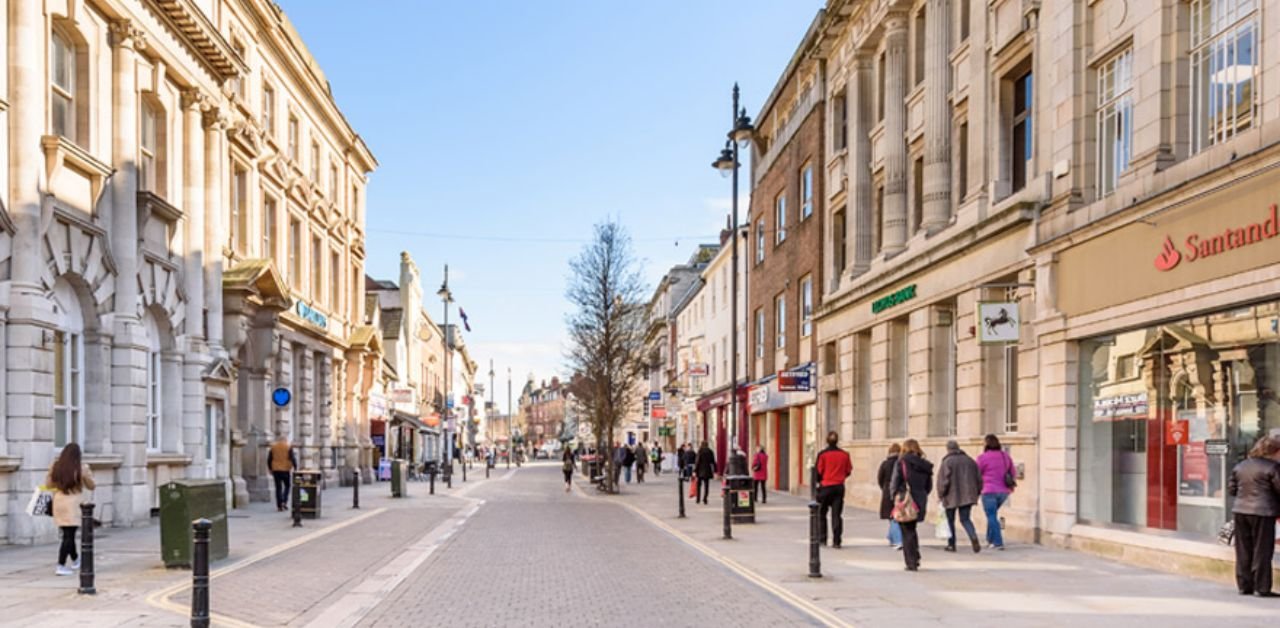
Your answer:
[261,83,276,134]
[53,329,84,449]
[311,233,323,302]
[775,192,787,244]
[146,346,162,452]
[139,100,160,194]
[800,275,813,337]
[800,163,814,219]
[287,115,300,161]
[755,308,765,358]
[1189,0,1259,154]
[775,293,786,349]
[1010,68,1034,193]
[50,28,77,141]
[262,195,278,261]
[288,217,302,289]
[755,219,765,264]
[1096,47,1134,198]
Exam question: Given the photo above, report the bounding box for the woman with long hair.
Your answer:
[46,443,95,576]
[562,447,576,492]
[889,438,933,571]
[876,442,903,548]
[976,433,1016,550]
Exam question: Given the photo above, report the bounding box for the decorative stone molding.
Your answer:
[109,19,148,51]
[142,0,246,82]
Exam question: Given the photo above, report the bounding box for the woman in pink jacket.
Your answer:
[752,445,769,504]
[976,434,1016,549]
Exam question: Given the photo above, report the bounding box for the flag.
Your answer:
[459,307,471,332]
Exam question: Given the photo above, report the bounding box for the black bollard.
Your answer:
[462,459,467,482]
[678,474,686,518]
[445,463,452,489]
[352,468,360,509]
[485,462,490,479]
[722,484,733,540]
[77,502,95,595]
[191,518,212,628]
[429,469,436,495]
[808,501,822,578]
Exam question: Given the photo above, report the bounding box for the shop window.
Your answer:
[1078,305,1280,540]
[982,342,1018,435]
[888,318,909,438]
[1190,0,1258,154]
[853,332,872,439]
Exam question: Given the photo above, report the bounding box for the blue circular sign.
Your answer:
[272,387,292,408]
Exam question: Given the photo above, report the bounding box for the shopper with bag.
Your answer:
[45,443,95,576]
[937,440,983,553]
[877,443,903,549]
[976,434,1016,550]
[1227,435,1280,597]
[889,439,933,571]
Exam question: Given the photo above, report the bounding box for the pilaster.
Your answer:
[850,51,875,275]
[881,12,910,256]
[921,0,953,233]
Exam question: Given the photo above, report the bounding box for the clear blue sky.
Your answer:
[279,0,823,412]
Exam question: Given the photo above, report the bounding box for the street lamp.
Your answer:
[437,265,454,483]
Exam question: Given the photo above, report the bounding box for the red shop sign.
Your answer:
[1166,419,1189,446]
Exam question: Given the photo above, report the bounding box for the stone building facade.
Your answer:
[0,0,375,544]
[812,0,1280,577]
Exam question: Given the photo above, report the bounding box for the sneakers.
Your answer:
[944,545,957,552]
[71,557,81,570]
[55,565,75,576]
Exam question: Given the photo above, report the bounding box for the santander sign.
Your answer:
[1154,204,1279,271]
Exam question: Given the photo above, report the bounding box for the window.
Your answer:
[1097,48,1133,197]
[139,101,159,193]
[755,309,765,358]
[329,163,339,200]
[775,293,786,348]
[331,250,341,313]
[755,219,765,263]
[928,304,957,437]
[833,209,847,276]
[877,52,887,122]
[50,29,76,140]
[261,84,275,134]
[1116,354,1138,379]
[959,0,971,41]
[1010,69,1033,193]
[231,166,249,253]
[262,196,277,261]
[351,185,361,221]
[1190,0,1258,154]
[912,156,924,232]
[351,265,361,320]
[311,235,323,301]
[914,7,926,86]
[145,328,162,452]
[833,89,848,151]
[888,318,909,438]
[873,185,884,254]
[287,116,299,161]
[310,141,320,182]
[289,218,301,288]
[853,332,871,439]
[957,121,969,200]
[801,164,814,219]
[229,39,246,99]
[53,282,84,449]
[775,193,787,244]
[800,276,813,337]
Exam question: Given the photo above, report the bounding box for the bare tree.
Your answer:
[565,221,647,494]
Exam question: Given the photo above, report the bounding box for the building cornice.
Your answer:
[142,0,248,82]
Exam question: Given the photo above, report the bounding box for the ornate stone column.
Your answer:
[181,91,211,470]
[881,12,910,256]
[203,109,228,353]
[921,0,953,233]
[850,50,875,275]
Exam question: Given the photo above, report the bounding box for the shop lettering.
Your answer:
[1154,204,1279,271]
[871,284,917,314]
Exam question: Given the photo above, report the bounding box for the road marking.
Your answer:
[598,490,853,628]
[303,498,485,628]
[143,507,389,627]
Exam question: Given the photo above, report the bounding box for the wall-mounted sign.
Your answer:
[389,388,414,404]
[1166,419,1190,446]
[871,284,917,314]
[296,301,328,329]
[648,391,662,401]
[688,363,710,377]
[1154,204,1278,272]
[651,404,667,419]
[1092,393,1148,421]
[777,369,812,392]
[748,386,768,408]
[272,387,292,408]
[976,302,1020,344]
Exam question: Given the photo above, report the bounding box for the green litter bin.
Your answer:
[159,479,229,568]
[292,470,322,519]
[390,459,408,497]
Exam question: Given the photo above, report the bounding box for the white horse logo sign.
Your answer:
[976,302,1019,344]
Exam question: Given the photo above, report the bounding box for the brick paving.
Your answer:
[358,463,817,627]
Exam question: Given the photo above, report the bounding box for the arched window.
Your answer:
[145,313,163,452]
[52,280,85,448]
[50,29,76,140]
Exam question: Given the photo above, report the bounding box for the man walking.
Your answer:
[694,441,717,504]
[635,442,648,483]
[652,443,663,476]
[611,442,626,487]
[938,439,983,553]
[267,434,298,512]
[814,431,852,547]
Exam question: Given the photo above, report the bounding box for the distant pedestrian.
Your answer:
[611,442,626,486]
[889,439,934,571]
[814,432,853,547]
[1228,435,1280,597]
[877,443,903,549]
[46,443,94,576]
[562,449,576,493]
[976,434,1016,550]
[938,440,983,553]
[635,443,648,483]
[268,434,298,512]
[652,444,663,476]
[623,445,636,483]
[694,442,716,504]
[751,445,769,504]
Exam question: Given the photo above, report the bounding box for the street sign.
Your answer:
[272,387,291,407]
[777,369,811,392]
[648,391,662,401]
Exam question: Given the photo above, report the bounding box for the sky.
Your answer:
[278,0,824,413]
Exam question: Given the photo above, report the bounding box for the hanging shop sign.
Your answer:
[389,388,415,404]
[777,369,812,392]
[650,404,667,419]
[871,284,917,314]
[976,302,1020,344]
[688,363,710,377]
[296,301,328,330]
[1166,419,1190,446]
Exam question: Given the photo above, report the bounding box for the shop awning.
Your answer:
[391,411,428,433]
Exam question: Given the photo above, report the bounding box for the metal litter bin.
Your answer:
[159,479,229,568]
[724,474,756,524]
[292,470,322,519]
[390,459,409,497]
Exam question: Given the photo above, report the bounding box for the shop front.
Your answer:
[746,365,817,495]
[1045,164,1280,573]
[697,388,732,473]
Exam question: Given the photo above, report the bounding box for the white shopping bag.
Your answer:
[934,505,951,540]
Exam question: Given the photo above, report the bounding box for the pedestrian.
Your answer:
[562,448,576,493]
[889,438,934,571]
[635,442,648,483]
[976,434,1016,550]
[611,442,626,486]
[1228,435,1280,597]
[652,443,663,476]
[46,443,95,576]
[877,443,903,549]
[814,431,853,548]
[751,445,769,504]
[694,441,716,504]
[268,434,297,512]
[938,440,983,553]
[623,444,636,483]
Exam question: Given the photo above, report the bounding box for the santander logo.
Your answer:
[1154,204,1279,272]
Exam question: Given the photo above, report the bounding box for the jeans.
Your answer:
[946,505,979,548]
[623,466,632,483]
[887,520,903,546]
[58,526,78,566]
[752,479,767,504]
[901,520,921,569]
[982,492,1009,547]
[696,476,711,504]
[637,464,646,483]
[815,485,846,546]
[1234,513,1276,594]
[272,471,292,509]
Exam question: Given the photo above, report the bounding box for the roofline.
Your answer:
[755,9,827,123]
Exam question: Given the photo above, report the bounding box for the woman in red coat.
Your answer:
[752,445,769,504]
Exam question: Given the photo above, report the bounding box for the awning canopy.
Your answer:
[390,411,428,432]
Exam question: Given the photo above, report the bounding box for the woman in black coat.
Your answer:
[876,443,903,548]
[889,439,934,571]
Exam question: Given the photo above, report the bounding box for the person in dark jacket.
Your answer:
[876,443,903,548]
[679,444,695,479]
[937,440,983,553]
[889,438,934,571]
[814,432,853,547]
[694,442,717,504]
[622,445,636,483]
[611,442,626,486]
[635,443,648,483]
[1228,435,1280,596]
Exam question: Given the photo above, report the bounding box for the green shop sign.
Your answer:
[871,284,917,314]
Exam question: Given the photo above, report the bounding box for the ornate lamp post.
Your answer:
[437,265,454,482]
